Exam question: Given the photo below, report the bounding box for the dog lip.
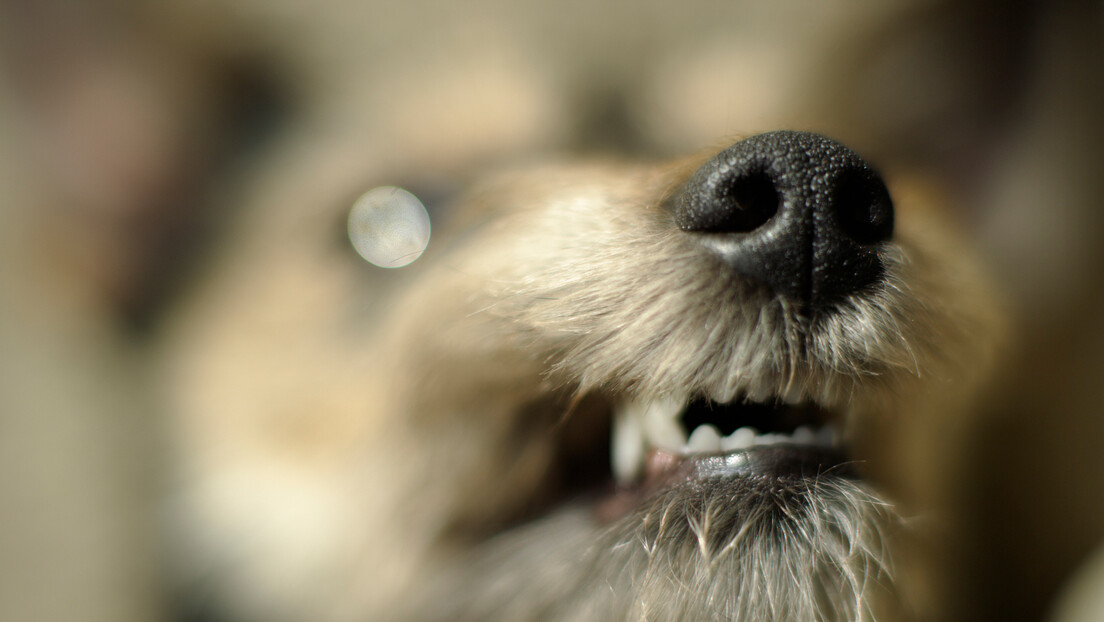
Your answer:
[642,446,852,487]
[596,446,853,523]
[687,445,853,481]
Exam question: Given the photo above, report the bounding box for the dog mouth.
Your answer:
[612,392,844,481]
[594,390,850,520]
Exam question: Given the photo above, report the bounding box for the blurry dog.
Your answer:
[6,2,1102,621]
[163,130,1000,621]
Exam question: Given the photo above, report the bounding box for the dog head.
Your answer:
[167,131,1000,621]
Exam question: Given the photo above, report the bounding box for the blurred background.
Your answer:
[0,1,1101,620]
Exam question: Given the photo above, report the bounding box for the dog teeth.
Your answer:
[640,396,688,451]
[720,426,757,451]
[611,397,843,484]
[792,425,815,445]
[611,397,688,484]
[611,402,647,483]
[685,424,722,453]
[753,433,780,445]
[709,424,840,453]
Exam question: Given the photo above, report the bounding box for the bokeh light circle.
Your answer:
[347,186,431,268]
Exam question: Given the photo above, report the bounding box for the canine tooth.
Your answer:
[611,403,646,483]
[654,396,686,419]
[792,425,815,445]
[721,426,757,451]
[685,425,722,453]
[641,397,688,451]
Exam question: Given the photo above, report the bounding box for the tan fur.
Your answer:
[163,148,1001,621]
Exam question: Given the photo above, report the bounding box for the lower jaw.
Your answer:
[597,444,853,523]
[688,444,852,480]
[422,461,894,622]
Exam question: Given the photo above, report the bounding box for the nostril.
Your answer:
[675,169,779,233]
[674,131,894,308]
[832,169,894,245]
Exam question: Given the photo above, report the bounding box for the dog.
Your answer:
[161,129,1001,622]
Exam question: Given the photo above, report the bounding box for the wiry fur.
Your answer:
[423,475,896,622]
[165,149,1000,622]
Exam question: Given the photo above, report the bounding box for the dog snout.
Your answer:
[673,130,894,308]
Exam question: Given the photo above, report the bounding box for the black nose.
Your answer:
[673,131,893,309]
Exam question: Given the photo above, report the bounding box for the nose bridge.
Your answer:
[673,131,893,309]
[762,148,823,305]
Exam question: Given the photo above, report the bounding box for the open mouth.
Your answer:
[597,390,850,518]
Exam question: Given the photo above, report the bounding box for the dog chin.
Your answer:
[410,383,900,621]
[420,451,895,622]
